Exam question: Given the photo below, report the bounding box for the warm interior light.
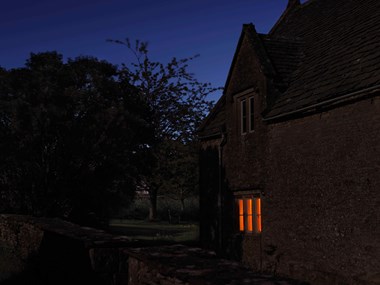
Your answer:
[238,199,244,231]
[255,198,262,233]
[237,197,262,234]
[247,199,253,232]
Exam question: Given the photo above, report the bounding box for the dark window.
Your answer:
[241,99,247,134]
[249,96,254,132]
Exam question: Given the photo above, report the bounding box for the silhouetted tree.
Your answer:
[159,140,199,214]
[109,39,218,220]
[0,52,154,223]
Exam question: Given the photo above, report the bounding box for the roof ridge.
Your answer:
[244,25,277,78]
[269,0,304,36]
[265,0,380,118]
[260,34,304,44]
[260,34,305,85]
[222,24,278,94]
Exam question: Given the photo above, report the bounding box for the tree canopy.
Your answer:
[0,41,219,223]
[0,52,154,223]
[110,39,219,220]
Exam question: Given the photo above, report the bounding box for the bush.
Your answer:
[115,195,199,222]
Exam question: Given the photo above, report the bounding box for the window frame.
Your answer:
[235,194,262,235]
[249,96,254,132]
[237,93,255,135]
[241,99,247,134]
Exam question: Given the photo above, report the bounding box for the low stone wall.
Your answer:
[0,215,308,285]
[0,214,132,284]
[0,215,44,282]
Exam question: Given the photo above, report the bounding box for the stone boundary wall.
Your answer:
[0,215,308,285]
[0,214,132,284]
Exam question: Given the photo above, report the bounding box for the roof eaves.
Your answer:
[263,84,380,122]
[197,94,225,133]
[198,129,224,141]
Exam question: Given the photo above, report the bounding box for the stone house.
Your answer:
[198,0,380,284]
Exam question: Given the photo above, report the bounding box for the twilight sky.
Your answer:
[1,0,290,101]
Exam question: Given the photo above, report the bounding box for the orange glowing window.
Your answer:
[255,198,262,233]
[236,196,262,234]
[238,199,244,231]
[246,199,253,232]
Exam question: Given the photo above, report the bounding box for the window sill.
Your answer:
[237,231,262,236]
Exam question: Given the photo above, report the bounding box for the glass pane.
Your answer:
[238,199,244,231]
[239,215,244,231]
[247,215,253,232]
[238,199,244,215]
[247,199,253,232]
[249,97,254,131]
[241,100,247,133]
[255,198,262,233]
[247,199,253,215]
[256,198,261,214]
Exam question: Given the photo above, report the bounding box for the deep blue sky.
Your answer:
[1,0,290,101]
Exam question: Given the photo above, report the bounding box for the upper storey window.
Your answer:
[240,96,254,134]
[241,99,247,134]
[249,96,254,132]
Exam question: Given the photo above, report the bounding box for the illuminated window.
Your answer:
[238,199,244,231]
[236,197,262,234]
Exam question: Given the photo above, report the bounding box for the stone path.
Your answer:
[126,245,309,285]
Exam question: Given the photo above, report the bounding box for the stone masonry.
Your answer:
[0,215,308,285]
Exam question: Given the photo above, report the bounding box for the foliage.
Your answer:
[109,39,219,220]
[0,40,218,222]
[156,140,199,211]
[114,195,199,222]
[110,39,216,142]
[0,52,154,222]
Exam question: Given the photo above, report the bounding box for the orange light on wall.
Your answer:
[247,199,253,232]
[255,198,262,233]
[238,199,244,231]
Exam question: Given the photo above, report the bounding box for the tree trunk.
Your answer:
[148,187,158,221]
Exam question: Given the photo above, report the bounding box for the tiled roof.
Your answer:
[199,0,380,136]
[259,35,304,88]
[198,94,225,138]
[266,0,380,118]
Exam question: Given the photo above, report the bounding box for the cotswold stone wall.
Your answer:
[223,31,269,193]
[222,96,380,285]
[0,215,44,281]
[262,97,380,285]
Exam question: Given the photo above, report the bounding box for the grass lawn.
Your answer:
[108,219,199,244]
